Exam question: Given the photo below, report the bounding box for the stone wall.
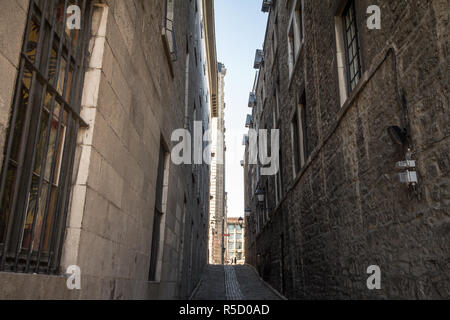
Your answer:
[245,0,449,299]
[0,0,28,174]
[0,0,213,299]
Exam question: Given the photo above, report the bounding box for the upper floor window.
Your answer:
[342,0,362,93]
[287,0,304,76]
[0,0,93,275]
[162,0,178,75]
[291,95,308,176]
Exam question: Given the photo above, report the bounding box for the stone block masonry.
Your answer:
[0,0,217,300]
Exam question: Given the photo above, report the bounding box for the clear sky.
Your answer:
[215,0,268,218]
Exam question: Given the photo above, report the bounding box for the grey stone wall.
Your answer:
[245,0,449,299]
[0,0,28,173]
[0,0,212,299]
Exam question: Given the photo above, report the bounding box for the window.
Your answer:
[276,145,283,203]
[287,0,304,76]
[194,46,198,67]
[342,0,362,93]
[149,143,169,281]
[0,0,93,274]
[274,17,278,52]
[291,111,301,175]
[291,96,308,175]
[162,0,178,73]
[273,103,282,205]
[264,180,269,223]
[274,87,280,121]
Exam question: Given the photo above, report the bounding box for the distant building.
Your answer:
[225,218,245,265]
[208,63,227,265]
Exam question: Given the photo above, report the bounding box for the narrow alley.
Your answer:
[191,265,283,300]
[0,0,448,305]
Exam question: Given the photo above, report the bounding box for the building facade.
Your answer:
[225,217,245,265]
[244,0,449,299]
[0,0,217,299]
[208,62,227,265]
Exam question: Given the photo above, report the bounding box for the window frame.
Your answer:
[287,0,304,77]
[149,142,170,282]
[291,100,307,176]
[342,0,362,94]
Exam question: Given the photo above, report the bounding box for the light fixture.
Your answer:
[387,126,408,147]
[238,217,244,228]
[255,188,265,203]
[244,208,251,217]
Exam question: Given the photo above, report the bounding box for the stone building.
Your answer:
[208,62,226,265]
[225,217,245,265]
[243,0,449,299]
[0,0,217,299]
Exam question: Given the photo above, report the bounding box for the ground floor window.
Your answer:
[0,0,93,274]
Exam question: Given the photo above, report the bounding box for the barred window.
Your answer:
[342,0,362,92]
[149,143,169,281]
[0,0,93,274]
[162,0,178,66]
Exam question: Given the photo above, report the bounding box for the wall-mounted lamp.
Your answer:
[387,126,420,199]
[238,217,244,228]
[388,126,409,147]
[244,208,252,217]
[255,188,265,203]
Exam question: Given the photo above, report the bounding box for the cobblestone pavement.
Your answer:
[191,265,282,300]
[224,266,244,300]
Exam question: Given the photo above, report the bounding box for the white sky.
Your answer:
[215,0,268,217]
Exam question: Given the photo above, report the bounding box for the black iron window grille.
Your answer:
[163,0,178,62]
[342,0,362,93]
[149,143,168,281]
[0,0,93,275]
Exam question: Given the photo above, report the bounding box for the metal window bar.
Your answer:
[0,0,93,274]
[164,0,178,62]
[343,0,362,94]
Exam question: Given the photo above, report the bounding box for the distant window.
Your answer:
[274,17,278,51]
[276,145,284,203]
[291,111,301,175]
[291,96,308,175]
[163,0,178,63]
